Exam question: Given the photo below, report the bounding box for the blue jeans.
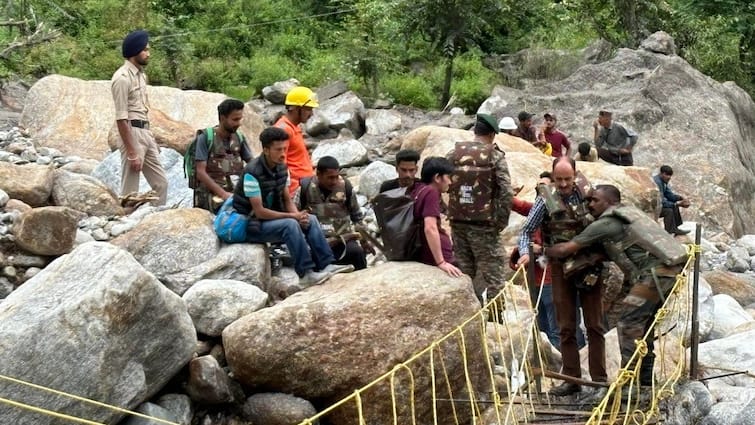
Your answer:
[246,214,335,277]
[530,284,560,348]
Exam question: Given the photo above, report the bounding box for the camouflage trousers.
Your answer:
[450,222,506,303]
[194,188,225,213]
[617,266,682,384]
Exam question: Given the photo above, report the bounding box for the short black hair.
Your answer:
[395,149,420,164]
[259,127,289,148]
[218,98,245,117]
[420,157,454,184]
[473,121,496,136]
[316,156,340,173]
[539,171,552,180]
[552,156,576,172]
[578,142,591,156]
[595,184,621,204]
[660,165,673,175]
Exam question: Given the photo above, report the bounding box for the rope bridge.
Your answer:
[0,246,698,424]
[297,244,698,425]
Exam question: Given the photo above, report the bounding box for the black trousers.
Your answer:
[597,148,633,166]
[660,206,683,233]
[332,239,367,270]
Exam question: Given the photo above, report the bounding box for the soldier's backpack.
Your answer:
[183,128,247,189]
[447,141,496,225]
[373,186,426,261]
[607,205,689,267]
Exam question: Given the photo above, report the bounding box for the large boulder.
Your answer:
[91,147,193,208]
[243,393,317,425]
[698,328,755,388]
[161,243,269,295]
[665,381,715,425]
[703,270,755,306]
[51,169,124,216]
[182,279,268,337]
[12,206,79,256]
[708,294,754,339]
[0,162,54,207]
[306,91,365,137]
[478,38,755,237]
[20,74,265,160]
[365,109,402,135]
[357,161,397,199]
[311,130,369,167]
[0,242,196,424]
[110,208,219,279]
[223,262,488,425]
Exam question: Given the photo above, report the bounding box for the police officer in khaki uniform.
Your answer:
[111,29,168,205]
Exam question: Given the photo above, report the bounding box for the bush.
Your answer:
[448,53,497,112]
[381,73,437,109]
[180,57,242,92]
[239,53,297,94]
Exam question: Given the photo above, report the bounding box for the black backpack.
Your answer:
[372,186,426,261]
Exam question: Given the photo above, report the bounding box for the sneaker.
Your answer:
[299,270,331,288]
[323,263,355,274]
[548,382,581,397]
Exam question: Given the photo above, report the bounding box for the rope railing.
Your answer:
[0,245,698,425]
[297,244,699,425]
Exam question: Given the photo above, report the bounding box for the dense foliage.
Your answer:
[1,0,752,110]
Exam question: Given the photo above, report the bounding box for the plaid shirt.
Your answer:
[518,190,583,256]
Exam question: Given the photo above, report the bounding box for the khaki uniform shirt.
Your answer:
[111,60,149,121]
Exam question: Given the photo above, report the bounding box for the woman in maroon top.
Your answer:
[411,157,462,277]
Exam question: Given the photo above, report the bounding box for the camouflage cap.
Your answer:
[476,113,500,134]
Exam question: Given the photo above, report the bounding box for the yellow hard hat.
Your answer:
[285,86,319,107]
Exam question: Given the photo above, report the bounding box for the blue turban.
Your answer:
[122,30,149,58]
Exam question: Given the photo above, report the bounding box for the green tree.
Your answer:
[678,0,754,85]
[394,0,501,108]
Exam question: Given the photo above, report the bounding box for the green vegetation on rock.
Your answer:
[1,0,752,109]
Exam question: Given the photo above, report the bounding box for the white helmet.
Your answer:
[499,116,517,130]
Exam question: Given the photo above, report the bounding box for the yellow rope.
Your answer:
[0,397,104,425]
[0,374,179,425]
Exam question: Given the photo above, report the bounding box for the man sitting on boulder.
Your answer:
[653,165,690,235]
[411,157,463,277]
[193,99,252,212]
[232,127,353,287]
[379,149,421,193]
[298,156,367,270]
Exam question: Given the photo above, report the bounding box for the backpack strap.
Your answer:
[205,127,215,151]
[299,176,313,208]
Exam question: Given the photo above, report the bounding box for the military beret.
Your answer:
[476,113,500,134]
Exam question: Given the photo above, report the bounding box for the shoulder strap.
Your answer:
[235,130,246,145]
[206,127,215,150]
[300,176,313,207]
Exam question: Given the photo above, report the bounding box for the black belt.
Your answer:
[130,119,149,129]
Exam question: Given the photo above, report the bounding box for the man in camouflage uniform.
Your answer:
[194,98,252,212]
[517,157,607,396]
[545,184,688,391]
[447,113,513,303]
[298,156,366,270]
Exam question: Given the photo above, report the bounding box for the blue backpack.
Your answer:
[213,198,248,243]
